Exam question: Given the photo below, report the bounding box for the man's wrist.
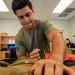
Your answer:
[50,54,64,63]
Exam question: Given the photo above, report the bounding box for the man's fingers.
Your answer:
[29,48,40,57]
[44,60,54,75]
[30,53,40,58]
[30,49,40,55]
[30,59,44,75]
[55,62,63,75]
[30,59,64,75]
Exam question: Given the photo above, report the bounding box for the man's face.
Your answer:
[15,6,35,32]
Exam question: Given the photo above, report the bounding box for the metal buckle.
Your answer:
[25,60,29,64]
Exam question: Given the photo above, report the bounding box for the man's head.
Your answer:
[12,0,33,14]
[11,0,35,32]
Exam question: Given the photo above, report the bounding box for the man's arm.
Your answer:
[30,29,67,75]
[47,29,66,62]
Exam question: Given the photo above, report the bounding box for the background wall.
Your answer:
[69,16,75,43]
[0,16,75,43]
[0,19,22,36]
[50,20,70,40]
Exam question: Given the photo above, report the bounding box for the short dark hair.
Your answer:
[12,0,33,14]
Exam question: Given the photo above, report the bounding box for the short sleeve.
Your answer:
[40,20,57,36]
[15,36,27,57]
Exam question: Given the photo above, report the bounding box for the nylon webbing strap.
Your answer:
[34,30,37,49]
[33,20,37,49]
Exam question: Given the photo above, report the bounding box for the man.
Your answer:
[11,0,66,75]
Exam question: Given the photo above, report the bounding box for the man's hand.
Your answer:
[29,48,40,58]
[30,59,63,75]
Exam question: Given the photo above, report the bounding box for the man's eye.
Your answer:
[19,16,23,19]
[26,13,30,17]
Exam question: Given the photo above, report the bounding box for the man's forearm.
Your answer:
[50,35,66,63]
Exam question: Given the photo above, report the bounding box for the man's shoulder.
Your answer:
[37,20,52,29]
[15,27,24,38]
[37,20,49,24]
[37,20,50,28]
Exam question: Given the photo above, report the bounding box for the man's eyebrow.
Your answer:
[18,16,22,17]
[26,11,30,14]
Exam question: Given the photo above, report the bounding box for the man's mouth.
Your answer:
[24,22,32,26]
[27,23,32,26]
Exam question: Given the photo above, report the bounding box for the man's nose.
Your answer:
[24,16,28,22]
